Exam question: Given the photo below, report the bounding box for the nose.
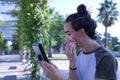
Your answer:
[65,35,69,41]
[65,36,72,42]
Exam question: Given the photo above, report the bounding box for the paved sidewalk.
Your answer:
[0,55,30,80]
[0,55,120,80]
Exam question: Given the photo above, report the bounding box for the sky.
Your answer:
[0,3,17,21]
[0,0,120,41]
[48,0,120,41]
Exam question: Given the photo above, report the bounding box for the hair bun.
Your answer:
[77,4,87,15]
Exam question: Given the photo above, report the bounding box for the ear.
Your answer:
[79,28,85,35]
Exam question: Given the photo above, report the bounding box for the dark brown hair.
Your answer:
[65,4,97,40]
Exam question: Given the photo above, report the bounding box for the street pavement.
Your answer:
[0,55,30,80]
[0,55,120,80]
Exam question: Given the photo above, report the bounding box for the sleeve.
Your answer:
[95,55,117,80]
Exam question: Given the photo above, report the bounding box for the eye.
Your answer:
[65,31,71,36]
[67,32,71,35]
[68,33,71,35]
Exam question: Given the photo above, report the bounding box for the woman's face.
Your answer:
[64,22,82,48]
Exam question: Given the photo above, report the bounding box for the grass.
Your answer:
[49,54,67,60]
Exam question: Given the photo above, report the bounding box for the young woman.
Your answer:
[42,4,118,80]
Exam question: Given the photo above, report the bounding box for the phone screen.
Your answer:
[32,42,49,63]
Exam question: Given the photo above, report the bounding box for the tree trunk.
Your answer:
[105,26,108,49]
[48,35,52,58]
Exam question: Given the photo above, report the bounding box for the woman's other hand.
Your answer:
[42,61,64,80]
[64,41,77,67]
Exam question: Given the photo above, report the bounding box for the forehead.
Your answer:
[64,22,73,32]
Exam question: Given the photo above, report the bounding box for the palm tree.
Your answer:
[97,0,119,48]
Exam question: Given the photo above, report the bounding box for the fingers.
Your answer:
[64,41,77,63]
[42,61,57,72]
[42,61,50,72]
[73,43,76,53]
[42,61,52,69]
[41,61,59,79]
[64,41,76,55]
[49,61,58,69]
[41,61,49,77]
[69,42,75,54]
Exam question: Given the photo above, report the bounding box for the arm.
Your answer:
[64,41,78,80]
[69,66,78,80]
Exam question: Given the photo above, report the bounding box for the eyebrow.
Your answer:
[64,31,70,33]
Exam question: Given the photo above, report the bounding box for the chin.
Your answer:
[75,44,79,48]
[76,44,81,48]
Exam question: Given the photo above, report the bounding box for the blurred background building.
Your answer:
[0,0,18,55]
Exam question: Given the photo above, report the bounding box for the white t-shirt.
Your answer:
[76,47,117,80]
[77,52,96,80]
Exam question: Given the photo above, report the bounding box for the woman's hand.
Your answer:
[64,41,77,67]
[42,61,64,80]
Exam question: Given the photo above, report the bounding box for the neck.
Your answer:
[81,38,100,53]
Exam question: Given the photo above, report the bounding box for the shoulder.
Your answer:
[94,46,117,79]
[94,46,116,65]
